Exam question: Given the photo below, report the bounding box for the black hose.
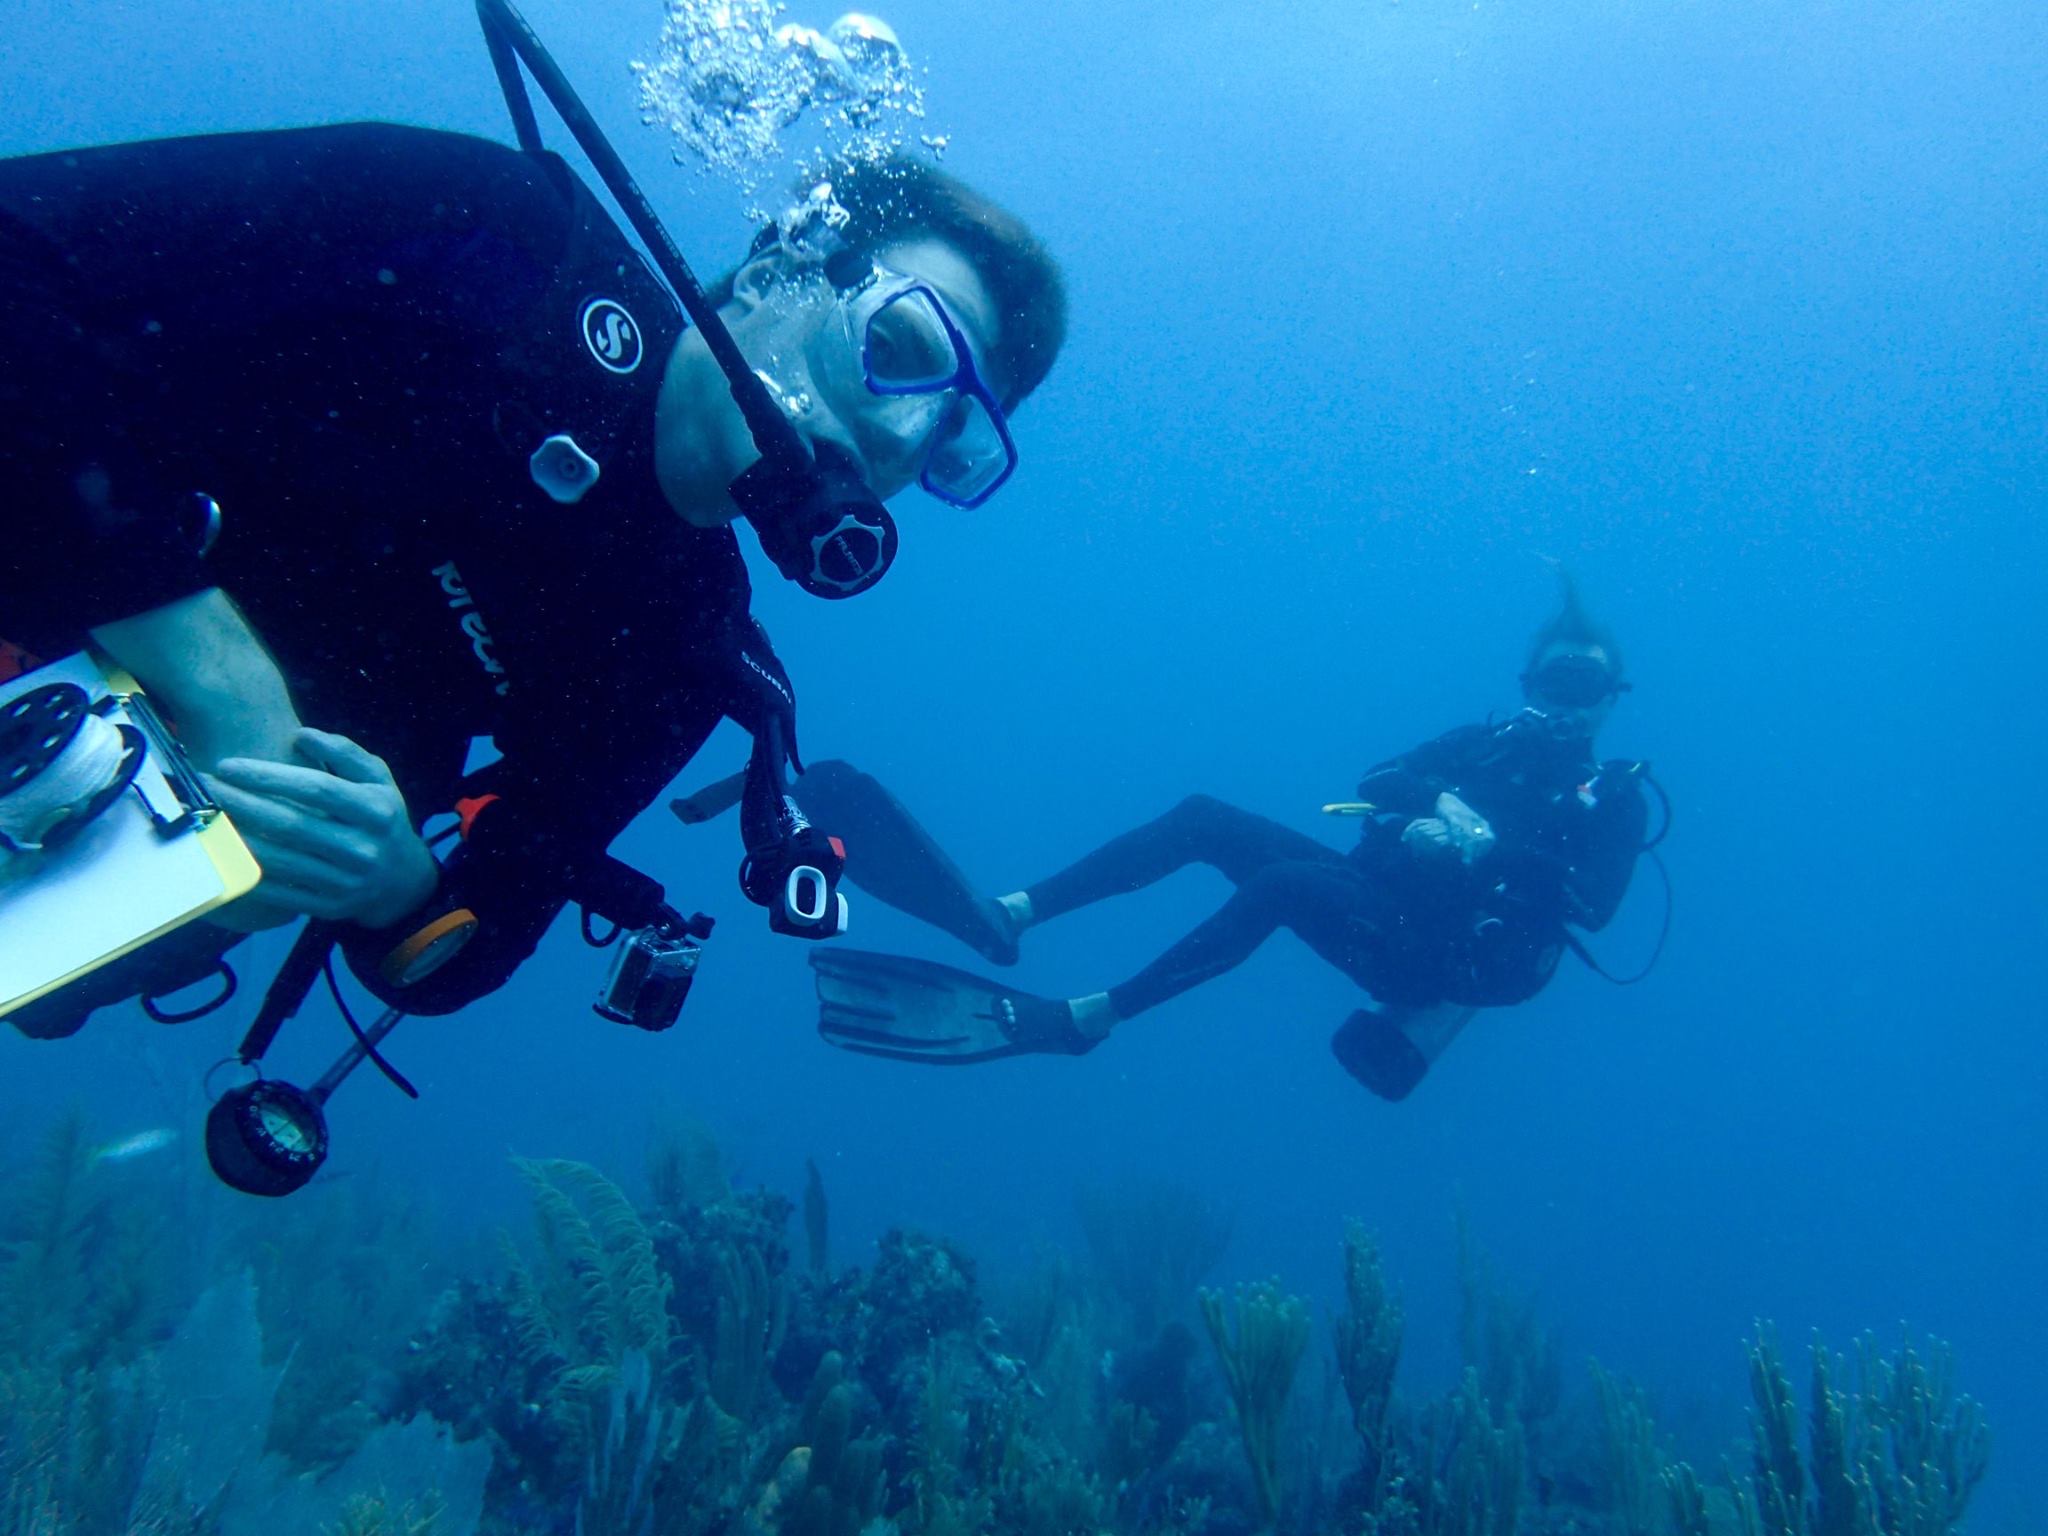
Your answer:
[1566,849,1673,987]
[321,955,419,1101]
[474,0,808,473]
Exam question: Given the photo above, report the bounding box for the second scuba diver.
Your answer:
[682,579,1660,1098]
[1,76,1066,1039]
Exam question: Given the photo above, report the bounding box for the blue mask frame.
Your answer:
[858,282,1018,509]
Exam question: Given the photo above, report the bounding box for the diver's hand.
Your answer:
[1402,817,1458,860]
[203,729,439,929]
[1434,792,1497,864]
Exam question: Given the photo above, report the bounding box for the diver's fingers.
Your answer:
[243,875,359,923]
[292,728,399,788]
[204,778,378,869]
[240,839,358,902]
[1401,817,1457,858]
[211,757,372,824]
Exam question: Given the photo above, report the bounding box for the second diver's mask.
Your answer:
[1520,652,1629,710]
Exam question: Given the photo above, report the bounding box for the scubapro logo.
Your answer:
[580,297,642,374]
[431,561,510,697]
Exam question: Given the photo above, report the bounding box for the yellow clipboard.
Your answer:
[0,653,260,1019]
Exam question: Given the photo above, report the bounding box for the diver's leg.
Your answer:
[1100,860,1381,1021]
[793,760,1019,965]
[1024,795,1342,925]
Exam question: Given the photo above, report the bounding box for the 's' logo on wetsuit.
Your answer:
[580,298,642,375]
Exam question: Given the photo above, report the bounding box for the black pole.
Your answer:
[307,1006,409,1104]
[479,9,544,153]
[474,0,808,473]
[235,922,337,1066]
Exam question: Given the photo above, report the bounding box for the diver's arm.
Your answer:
[1356,724,1494,857]
[17,189,274,697]
[87,588,303,769]
[335,697,723,1015]
[1561,763,1649,930]
[1356,724,1490,809]
[92,594,451,933]
[1,218,224,652]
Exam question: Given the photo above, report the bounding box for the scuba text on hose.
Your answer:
[476,0,897,599]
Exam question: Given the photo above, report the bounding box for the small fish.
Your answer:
[90,1127,177,1166]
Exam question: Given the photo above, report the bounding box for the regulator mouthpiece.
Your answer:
[730,437,898,598]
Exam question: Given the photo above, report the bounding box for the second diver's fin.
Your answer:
[669,769,748,826]
[810,948,1100,1065]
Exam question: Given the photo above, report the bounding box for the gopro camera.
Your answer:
[594,913,714,1032]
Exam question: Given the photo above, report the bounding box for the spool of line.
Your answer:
[0,705,130,857]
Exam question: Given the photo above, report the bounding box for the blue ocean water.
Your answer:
[2,0,2042,1529]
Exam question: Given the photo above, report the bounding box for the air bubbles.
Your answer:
[634,2,933,209]
[828,14,904,84]
[781,178,853,256]
[754,367,815,419]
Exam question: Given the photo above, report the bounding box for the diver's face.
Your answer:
[656,235,1003,524]
[1522,641,1624,739]
[792,238,1007,500]
[656,237,1002,525]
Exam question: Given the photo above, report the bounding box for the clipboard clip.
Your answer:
[113,691,220,837]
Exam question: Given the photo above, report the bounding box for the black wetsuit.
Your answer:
[1021,714,1648,1017]
[0,124,787,1029]
[764,717,1646,1018]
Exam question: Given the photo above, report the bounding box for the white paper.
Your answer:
[0,655,232,1013]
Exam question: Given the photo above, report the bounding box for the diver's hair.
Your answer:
[1525,568,1625,677]
[711,154,1067,411]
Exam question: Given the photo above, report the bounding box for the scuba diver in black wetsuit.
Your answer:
[748,580,1659,1098]
[0,19,1067,1042]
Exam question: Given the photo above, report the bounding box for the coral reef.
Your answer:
[803,1160,829,1280]
[0,1113,1998,1536]
[1455,1216,1562,1473]
[1199,1281,1311,1527]
[509,1157,674,1395]
[1590,1361,1669,1536]
[1702,1328,1990,1536]
[1335,1222,1403,1506]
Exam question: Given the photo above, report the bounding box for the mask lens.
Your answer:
[1527,655,1617,707]
[864,289,961,391]
[923,397,1012,505]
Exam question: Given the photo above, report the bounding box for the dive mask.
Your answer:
[1521,652,1628,709]
[833,263,1017,508]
